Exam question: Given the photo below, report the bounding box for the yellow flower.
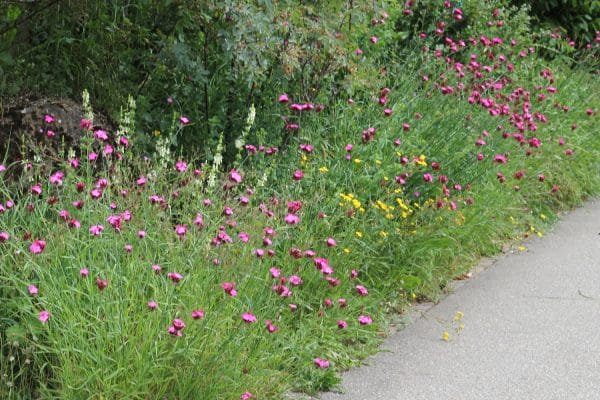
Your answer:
[517,246,526,251]
[343,248,351,254]
[442,331,450,341]
[540,214,547,220]
[375,159,382,165]
[319,166,329,173]
[353,158,361,164]
[379,230,388,238]
[385,213,394,220]
[355,231,363,238]
[153,130,161,137]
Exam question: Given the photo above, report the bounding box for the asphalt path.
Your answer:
[319,199,600,400]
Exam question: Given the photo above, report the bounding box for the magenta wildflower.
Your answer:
[94,130,109,141]
[39,310,50,324]
[359,315,373,325]
[229,169,242,184]
[265,320,280,333]
[28,285,39,296]
[191,309,205,319]
[221,282,237,297]
[179,116,190,125]
[355,285,369,296]
[0,232,9,242]
[289,275,303,286]
[44,114,55,124]
[314,358,330,368]
[293,170,304,181]
[278,93,289,103]
[147,301,158,311]
[29,240,46,254]
[284,214,300,225]
[79,118,93,130]
[242,312,257,324]
[175,160,188,173]
[241,392,253,400]
[80,268,89,278]
[326,237,337,247]
[337,320,348,329]
[175,224,187,237]
[152,264,162,273]
[89,225,104,236]
[167,272,183,283]
[96,278,109,291]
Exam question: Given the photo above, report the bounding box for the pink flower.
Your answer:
[44,114,55,124]
[39,310,50,323]
[359,315,373,325]
[241,392,253,400]
[242,312,257,324]
[179,116,190,125]
[29,240,46,254]
[175,160,188,173]
[147,301,158,311]
[28,285,39,296]
[233,232,248,245]
[31,184,42,196]
[0,232,10,242]
[192,309,205,319]
[337,320,348,329]
[172,319,186,331]
[96,278,109,291]
[265,320,279,333]
[89,225,104,236]
[229,169,243,183]
[138,230,146,238]
[221,282,237,297]
[326,237,337,247]
[356,48,363,55]
[278,94,289,103]
[79,118,93,130]
[370,36,378,44]
[356,285,369,296]
[124,244,133,253]
[194,213,205,228]
[80,268,89,278]
[284,214,300,225]
[175,224,187,237]
[167,272,183,283]
[493,154,507,163]
[293,170,304,181]
[94,130,109,141]
[289,275,303,286]
[136,176,147,186]
[152,264,162,273]
[314,358,330,368]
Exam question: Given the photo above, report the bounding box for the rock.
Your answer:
[0,96,115,164]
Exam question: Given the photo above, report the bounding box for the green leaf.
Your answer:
[7,5,21,22]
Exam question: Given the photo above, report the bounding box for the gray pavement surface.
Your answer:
[319,199,600,400]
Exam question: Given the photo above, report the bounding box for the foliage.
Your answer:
[0,1,599,398]
[510,0,600,45]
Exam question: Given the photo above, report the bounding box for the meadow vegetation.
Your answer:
[1,1,599,398]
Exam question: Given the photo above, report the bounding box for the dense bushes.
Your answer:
[2,0,596,165]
